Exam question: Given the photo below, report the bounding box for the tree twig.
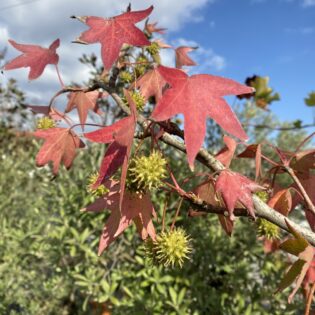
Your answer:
[109,91,315,246]
[305,282,315,315]
[285,166,315,215]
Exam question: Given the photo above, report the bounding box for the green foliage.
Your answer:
[0,78,32,130]
[0,128,306,314]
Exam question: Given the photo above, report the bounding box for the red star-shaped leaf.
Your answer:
[238,144,262,180]
[145,20,166,35]
[215,170,263,220]
[82,180,156,255]
[74,6,153,70]
[84,90,137,206]
[65,90,105,127]
[4,39,60,80]
[215,135,237,168]
[151,65,253,169]
[27,105,65,122]
[34,127,84,175]
[131,67,167,102]
[194,179,234,236]
[175,46,197,69]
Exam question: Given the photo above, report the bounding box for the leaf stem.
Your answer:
[285,166,315,215]
[170,198,183,231]
[55,64,65,88]
[305,281,315,315]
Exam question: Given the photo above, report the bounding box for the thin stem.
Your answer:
[69,122,104,132]
[285,166,315,215]
[295,132,315,154]
[55,64,65,88]
[170,198,183,231]
[162,195,169,233]
[260,153,279,167]
[123,61,153,66]
[244,123,315,131]
[305,282,315,315]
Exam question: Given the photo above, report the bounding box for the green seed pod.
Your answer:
[255,190,269,203]
[86,172,109,197]
[130,90,146,111]
[135,56,148,77]
[127,150,167,192]
[143,238,159,266]
[36,117,55,129]
[152,228,192,268]
[120,71,133,83]
[256,218,280,240]
[145,42,160,56]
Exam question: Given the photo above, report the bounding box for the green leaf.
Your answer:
[305,92,315,106]
[169,287,178,305]
[276,259,305,293]
[177,287,186,305]
[280,238,308,256]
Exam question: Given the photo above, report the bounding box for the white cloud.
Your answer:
[303,0,315,6]
[0,26,9,46]
[1,0,215,104]
[2,0,215,43]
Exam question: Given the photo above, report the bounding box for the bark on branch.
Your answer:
[110,92,315,247]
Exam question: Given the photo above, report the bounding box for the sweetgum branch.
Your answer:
[109,91,315,246]
[51,82,315,245]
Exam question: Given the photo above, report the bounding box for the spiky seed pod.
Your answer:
[256,218,280,240]
[255,190,269,203]
[135,56,148,77]
[36,117,55,129]
[146,42,160,56]
[153,228,192,268]
[86,172,109,197]
[120,71,133,83]
[128,151,167,191]
[143,238,159,266]
[130,90,146,111]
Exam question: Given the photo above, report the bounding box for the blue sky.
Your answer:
[0,0,314,128]
[165,0,315,125]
